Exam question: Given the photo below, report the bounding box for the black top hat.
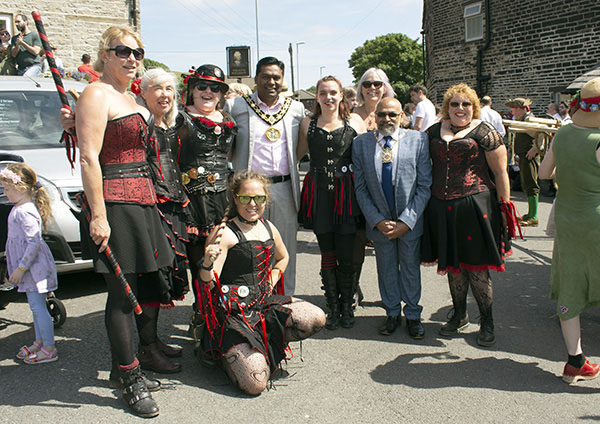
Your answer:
[188,64,228,91]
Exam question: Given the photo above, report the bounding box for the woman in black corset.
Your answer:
[199,171,325,395]
[175,65,237,336]
[297,75,366,330]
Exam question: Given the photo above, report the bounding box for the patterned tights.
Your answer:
[447,269,493,313]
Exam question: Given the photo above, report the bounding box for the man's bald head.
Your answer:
[376,97,403,136]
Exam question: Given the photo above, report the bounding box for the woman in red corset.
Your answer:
[74,27,171,418]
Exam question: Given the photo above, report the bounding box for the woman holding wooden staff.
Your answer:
[199,170,325,395]
[421,83,518,347]
[73,27,172,418]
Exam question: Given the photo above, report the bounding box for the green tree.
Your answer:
[348,33,423,104]
[143,58,170,71]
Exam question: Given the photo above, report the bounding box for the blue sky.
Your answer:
[141,0,423,90]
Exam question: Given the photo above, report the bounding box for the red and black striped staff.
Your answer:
[77,193,143,316]
[31,11,69,110]
[31,11,77,167]
[208,208,230,263]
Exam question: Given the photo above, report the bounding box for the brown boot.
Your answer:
[139,343,182,374]
[156,339,183,358]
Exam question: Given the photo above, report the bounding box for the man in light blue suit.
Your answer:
[353,98,432,338]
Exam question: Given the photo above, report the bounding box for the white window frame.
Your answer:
[464,2,483,42]
[0,13,12,36]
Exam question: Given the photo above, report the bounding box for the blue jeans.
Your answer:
[26,291,54,346]
[18,64,42,77]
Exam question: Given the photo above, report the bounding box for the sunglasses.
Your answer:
[236,194,267,205]
[195,82,224,93]
[449,101,473,108]
[377,111,401,118]
[362,81,384,89]
[108,45,145,61]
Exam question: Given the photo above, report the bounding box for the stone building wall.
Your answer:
[0,0,140,71]
[423,0,600,116]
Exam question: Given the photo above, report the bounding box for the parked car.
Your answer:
[0,76,92,275]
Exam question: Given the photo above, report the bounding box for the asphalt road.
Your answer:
[1,193,599,423]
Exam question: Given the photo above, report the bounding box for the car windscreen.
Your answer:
[0,90,76,150]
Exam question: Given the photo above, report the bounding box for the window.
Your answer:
[464,2,483,42]
[0,13,12,36]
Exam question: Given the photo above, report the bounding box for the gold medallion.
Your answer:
[206,173,217,184]
[382,148,393,163]
[181,173,190,185]
[265,126,281,142]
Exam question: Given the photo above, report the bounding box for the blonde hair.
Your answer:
[227,171,271,218]
[94,26,144,73]
[0,163,52,231]
[136,68,179,127]
[227,82,252,97]
[441,83,481,121]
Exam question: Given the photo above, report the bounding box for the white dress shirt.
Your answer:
[250,95,290,176]
[479,105,506,137]
[374,128,402,184]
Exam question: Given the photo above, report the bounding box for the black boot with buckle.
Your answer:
[120,362,160,418]
[109,356,161,392]
[338,270,356,328]
[321,269,340,330]
[439,299,469,337]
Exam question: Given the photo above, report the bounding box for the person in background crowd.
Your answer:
[479,95,506,138]
[78,53,100,82]
[547,102,561,120]
[10,14,42,77]
[297,75,366,330]
[422,83,515,347]
[507,97,539,227]
[40,43,64,76]
[225,82,252,99]
[539,77,600,384]
[342,86,358,111]
[225,56,305,296]
[558,101,572,123]
[0,28,17,75]
[409,84,436,132]
[353,97,431,338]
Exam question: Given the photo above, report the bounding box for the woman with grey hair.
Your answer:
[354,67,396,131]
[129,68,190,374]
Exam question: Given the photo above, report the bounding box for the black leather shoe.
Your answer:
[379,315,400,335]
[407,319,425,340]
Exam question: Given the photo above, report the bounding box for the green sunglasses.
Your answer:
[236,194,268,205]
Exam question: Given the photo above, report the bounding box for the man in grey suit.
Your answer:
[225,57,305,295]
[353,98,432,339]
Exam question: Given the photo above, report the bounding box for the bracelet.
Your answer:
[200,262,213,271]
[18,266,27,272]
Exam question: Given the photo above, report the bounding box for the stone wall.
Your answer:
[0,0,139,71]
[423,0,600,116]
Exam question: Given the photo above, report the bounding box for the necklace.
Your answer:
[237,215,259,226]
[450,122,471,133]
[374,132,401,163]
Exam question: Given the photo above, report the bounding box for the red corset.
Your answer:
[99,113,156,205]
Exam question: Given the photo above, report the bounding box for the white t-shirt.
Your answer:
[479,105,506,137]
[414,98,436,132]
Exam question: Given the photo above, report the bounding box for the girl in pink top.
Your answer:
[0,163,58,364]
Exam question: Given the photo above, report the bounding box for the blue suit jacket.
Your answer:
[352,129,432,243]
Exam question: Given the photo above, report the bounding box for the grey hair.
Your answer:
[356,67,395,105]
[135,68,179,128]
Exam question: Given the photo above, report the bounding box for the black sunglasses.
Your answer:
[108,45,145,61]
[236,194,268,205]
[377,111,400,118]
[195,81,225,93]
[362,80,384,89]
[449,101,473,108]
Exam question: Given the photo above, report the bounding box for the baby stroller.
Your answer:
[0,157,66,328]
